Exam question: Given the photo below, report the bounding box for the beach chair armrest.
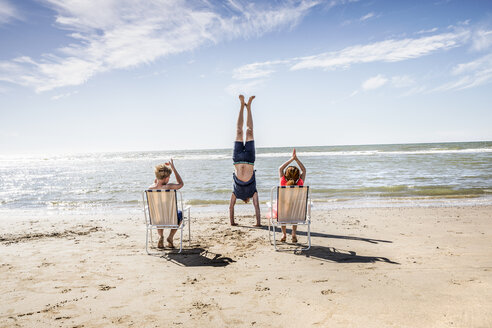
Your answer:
[183,205,191,222]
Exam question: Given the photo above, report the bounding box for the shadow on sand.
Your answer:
[296,245,400,264]
[247,225,392,245]
[161,248,236,267]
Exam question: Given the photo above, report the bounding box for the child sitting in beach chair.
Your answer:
[277,148,306,243]
[148,159,184,248]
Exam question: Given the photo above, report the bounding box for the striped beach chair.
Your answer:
[267,185,312,251]
[142,189,191,254]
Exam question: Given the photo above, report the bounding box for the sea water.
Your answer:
[0,141,491,216]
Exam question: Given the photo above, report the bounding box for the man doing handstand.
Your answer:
[229,95,261,227]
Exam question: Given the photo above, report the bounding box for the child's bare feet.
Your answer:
[239,94,245,104]
[292,235,298,243]
[246,95,255,107]
[157,236,164,248]
[230,221,238,226]
[166,237,175,248]
[280,235,286,242]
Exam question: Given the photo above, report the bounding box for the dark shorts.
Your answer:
[177,210,183,225]
[233,140,255,164]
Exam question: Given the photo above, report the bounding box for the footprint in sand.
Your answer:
[99,284,115,291]
[313,279,329,283]
[182,277,199,285]
[255,285,270,292]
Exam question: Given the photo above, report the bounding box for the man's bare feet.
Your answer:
[230,221,238,226]
[239,94,245,104]
[292,235,298,243]
[280,235,286,242]
[254,223,262,227]
[157,236,164,248]
[246,95,255,107]
[166,237,175,248]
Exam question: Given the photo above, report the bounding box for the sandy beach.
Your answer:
[1,205,491,327]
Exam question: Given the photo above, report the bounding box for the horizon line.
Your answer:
[1,139,491,157]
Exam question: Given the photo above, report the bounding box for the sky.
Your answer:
[0,0,491,155]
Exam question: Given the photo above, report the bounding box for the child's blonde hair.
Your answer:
[154,164,172,180]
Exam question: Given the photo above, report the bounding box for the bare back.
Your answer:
[234,163,254,182]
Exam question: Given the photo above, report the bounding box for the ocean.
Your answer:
[1,141,491,216]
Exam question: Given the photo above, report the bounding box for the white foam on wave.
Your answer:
[172,154,230,160]
[258,148,492,158]
[1,146,491,162]
[377,148,492,155]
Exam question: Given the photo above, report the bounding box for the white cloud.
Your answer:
[226,79,265,96]
[231,23,492,96]
[362,75,387,90]
[232,60,291,80]
[341,8,376,26]
[233,29,471,81]
[417,27,438,34]
[327,0,359,8]
[360,12,375,22]
[0,0,320,92]
[434,53,492,91]
[291,30,470,70]
[391,75,415,88]
[471,29,492,51]
[0,0,20,24]
[51,90,79,100]
[348,74,416,96]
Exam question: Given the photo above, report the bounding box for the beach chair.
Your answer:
[142,189,191,254]
[267,185,311,251]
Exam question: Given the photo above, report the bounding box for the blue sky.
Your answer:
[0,0,491,154]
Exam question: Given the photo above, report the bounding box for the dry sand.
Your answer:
[1,206,491,327]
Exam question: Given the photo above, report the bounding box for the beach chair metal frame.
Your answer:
[267,185,311,251]
[142,189,191,254]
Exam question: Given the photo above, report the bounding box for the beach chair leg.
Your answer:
[294,223,311,252]
[301,222,311,251]
[145,227,150,255]
[273,224,279,251]
[179,226,183,253]
[188,208,191,246]
[307,222,311,250]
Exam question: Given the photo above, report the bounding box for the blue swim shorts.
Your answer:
[233,140,255,164]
